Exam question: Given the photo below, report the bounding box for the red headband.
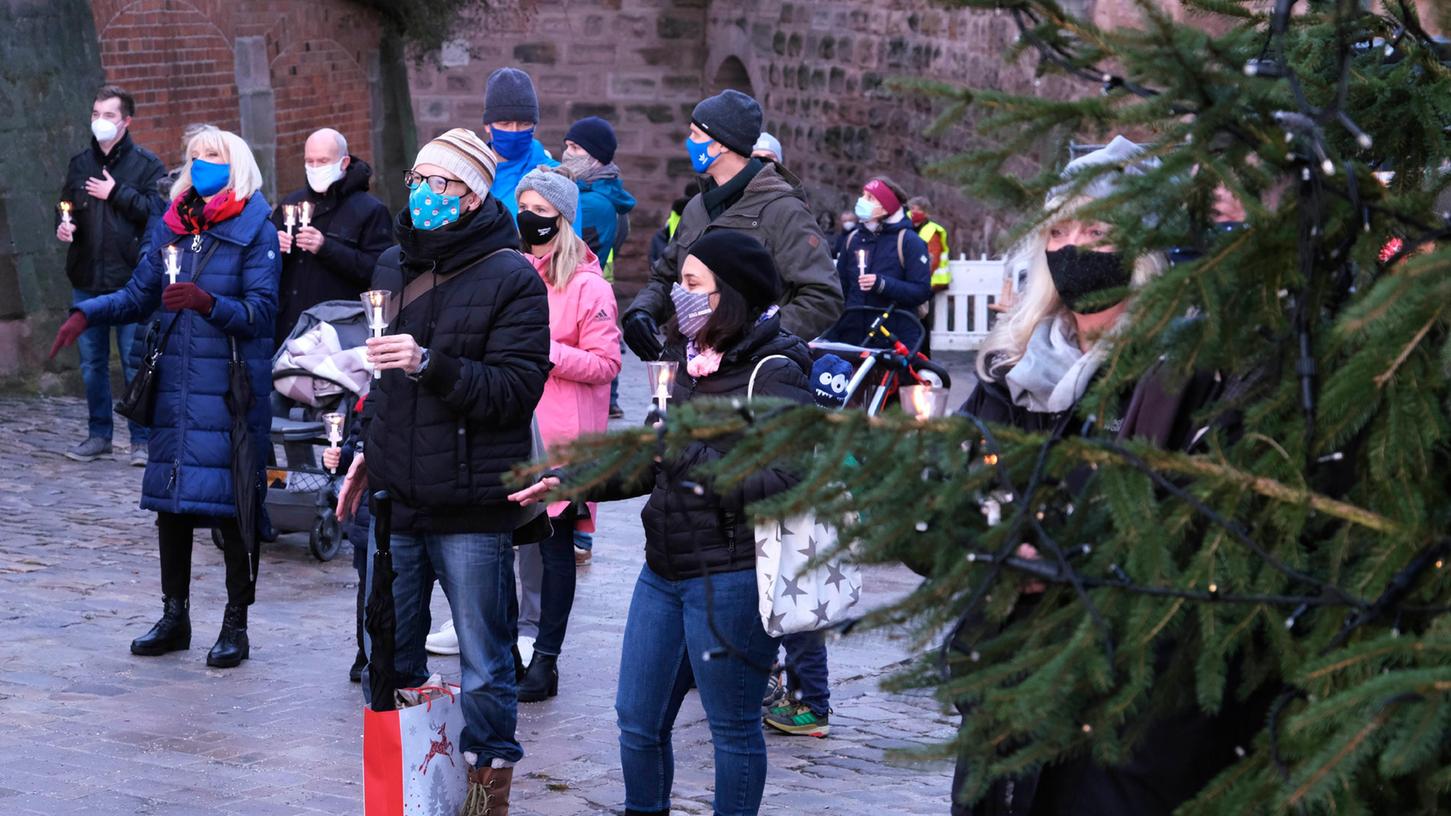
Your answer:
[863,179,900,216]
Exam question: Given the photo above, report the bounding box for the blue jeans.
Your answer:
[73,289,146,443]
[532,509,578,657]
[782,631,830,717]
[362,522,524,764]
[616,565,779,816]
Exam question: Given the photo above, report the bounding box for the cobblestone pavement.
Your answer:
[0,351,970,815]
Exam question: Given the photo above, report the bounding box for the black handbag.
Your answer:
[114,239,221,425]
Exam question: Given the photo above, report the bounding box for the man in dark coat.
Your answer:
[623,90,842,360]
[336,128,550,813]
[270,128,393,346]
[56,85,166,465]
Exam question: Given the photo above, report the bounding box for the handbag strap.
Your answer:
[400,247,518,311]
[747,354,792,402]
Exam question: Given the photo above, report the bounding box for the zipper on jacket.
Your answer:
[166,461,179,495]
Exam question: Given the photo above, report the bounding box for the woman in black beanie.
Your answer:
[512,230,812,815]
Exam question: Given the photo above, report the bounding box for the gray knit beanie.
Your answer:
[483,67,540,125]
[517,168,579,224]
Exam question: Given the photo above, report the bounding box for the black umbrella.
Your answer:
[366,489,398,711]
[223,338,261,582]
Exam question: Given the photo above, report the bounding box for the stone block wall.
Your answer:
[409,0,711,292]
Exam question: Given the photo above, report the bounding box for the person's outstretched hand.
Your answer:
[49,312,88,359]
[336,453,368,521]
[162,282,215,314]
[508,475,561,506]
[623,311,663,361]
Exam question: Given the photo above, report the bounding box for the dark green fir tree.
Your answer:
[529,1,1451,813]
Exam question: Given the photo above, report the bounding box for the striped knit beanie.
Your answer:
[413,128,498,197]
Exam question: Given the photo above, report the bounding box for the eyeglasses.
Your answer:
[404,171,465,194]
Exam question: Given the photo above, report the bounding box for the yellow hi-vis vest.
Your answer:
[918,220,952,286]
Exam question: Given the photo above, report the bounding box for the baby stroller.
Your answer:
[810,305,952,415]
[240,299,370,561]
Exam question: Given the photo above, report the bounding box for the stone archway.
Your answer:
[708,55,755,97]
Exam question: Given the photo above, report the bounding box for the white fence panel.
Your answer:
[931,258,1007,351]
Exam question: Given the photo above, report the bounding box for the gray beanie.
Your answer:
[1050,135,1157,202]
[484,67,540,125]
[517,168,579,224]
[752,131,783,163]
[691,89,763,157]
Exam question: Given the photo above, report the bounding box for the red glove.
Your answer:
[162,282,215,315]
[49,312,88,359]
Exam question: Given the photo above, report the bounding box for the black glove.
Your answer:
[623,310,664,361]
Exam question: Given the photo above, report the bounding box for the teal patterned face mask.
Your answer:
[409,183,461,230]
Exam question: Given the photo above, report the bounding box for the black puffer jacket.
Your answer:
[365,197,551,534]
[592,315,813,580]
[270,157,394,344]
[59,132,167,292]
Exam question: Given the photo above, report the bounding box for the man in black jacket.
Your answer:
[335,128,550,814]
[56,86,166,465]
[270,128,393,346]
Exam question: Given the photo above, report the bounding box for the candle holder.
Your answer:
[644,360,678,414]
[58,201,73,227]
[164,245,181,286]
[322,413,345,473]
[282,204,296,253]
[900,384,951,421]
[359,290,398,379]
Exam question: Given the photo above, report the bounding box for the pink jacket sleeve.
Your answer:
[549,276,622,385]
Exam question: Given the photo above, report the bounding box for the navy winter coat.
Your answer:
[833,218,932,349]
[79,194,280,517]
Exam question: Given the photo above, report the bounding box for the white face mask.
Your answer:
[306,159,345,194]
[91,119,119,144]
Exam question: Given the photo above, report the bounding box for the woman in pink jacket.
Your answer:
[514,167,622,702]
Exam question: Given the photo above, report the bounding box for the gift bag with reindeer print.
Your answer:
[364,682,467,816]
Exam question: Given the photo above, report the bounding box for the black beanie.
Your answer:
[565,116,618,164]
[691,90,763,157]
[687,230,781,309]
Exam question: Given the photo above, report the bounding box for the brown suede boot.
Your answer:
[463,764,513,816]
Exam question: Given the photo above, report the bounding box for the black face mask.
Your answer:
[517,209,560,247]
[1045,245,1132,314]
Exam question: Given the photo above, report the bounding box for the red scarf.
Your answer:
[164,190,248,235]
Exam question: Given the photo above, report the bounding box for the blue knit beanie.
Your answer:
[565,117,618,164]
[483,67,540,125]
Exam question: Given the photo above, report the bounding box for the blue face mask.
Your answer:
[490,127,534,162]
[686,136,718,174]
[191,159,230,197]
[409,184,462,231]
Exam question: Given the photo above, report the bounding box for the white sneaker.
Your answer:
[517,635,535,668]
[425,619,459,655]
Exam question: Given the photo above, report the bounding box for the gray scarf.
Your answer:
[1005,315,1103,413]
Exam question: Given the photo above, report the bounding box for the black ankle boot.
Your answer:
[131,596,191,656]
[350,648,367,683]
[517,653,558,703]
[512,643,527,684]
[206,603,250,668]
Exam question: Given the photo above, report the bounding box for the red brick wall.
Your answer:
[90,0,382,196]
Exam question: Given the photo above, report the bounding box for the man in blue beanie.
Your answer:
[480,66,557,217]
[622,90,841,362]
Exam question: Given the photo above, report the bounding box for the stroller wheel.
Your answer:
[309,510,343,562]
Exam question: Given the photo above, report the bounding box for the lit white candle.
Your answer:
[298,201,313,229]
[322,413,345,473]
[164,245,180,286]
[58,201,73,227]
[282,204,296,253]
[856,248,868,277]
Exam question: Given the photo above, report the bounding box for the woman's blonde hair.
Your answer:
[976,195,1167,381]
[543,218,588,292]
[169,125,264,201]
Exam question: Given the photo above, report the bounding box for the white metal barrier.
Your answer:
[930,258,1008,351]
